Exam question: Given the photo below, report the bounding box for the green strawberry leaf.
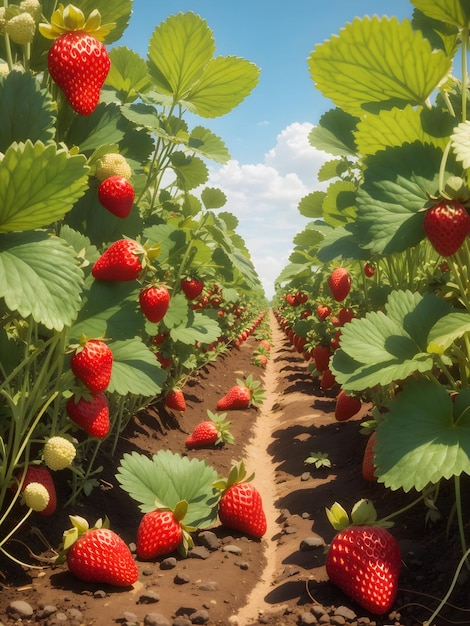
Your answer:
[331,290,451,391]
[322,180,357,227]
[148,12,215,101]
[201,187,227,211]
[182,55,260,119]
[69,280,143,341]
[105,47,153,100]
[308,108,359,156]
[298,192,326,219]
[354,142,444,254]
[170,311,221,346]
[108,338,165,396]
[376,381,470,492]
[147,12,259,117]
[355,104,455,157]
[190,127,230,165]
[116,450,219,527]
[308,17,451,117]
[0,232,83,330]
[411,0,470,29]
[171,152,209,190]
[66,103,126,153]
[0,71,56,153]
[0,141,89,233]
[427,311,470,353]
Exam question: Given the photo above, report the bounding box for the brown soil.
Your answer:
[1,311,469,626]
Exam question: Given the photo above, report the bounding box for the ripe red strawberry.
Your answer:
[334,389,362,421]
[15,466,57,516]
[47,30,110,116]
[98,176,135,218]
[139,285,170,323]
[185,411,233,448]
[165,389,186,411]
[216,462,267,538]
[71,339,113,394]
[327,267,351,302]
[338,307,355,326]
[64,517,138,586]
[311,345,330,372]
[156,352,172,369]
[316,304,332,320]
[136,508,183,560]
[423,199,470,256]
[92,239,145,282]
[362,431,378,482]
[364,262,375,277]
[320,368,337,390]
[326,525,401,614]
[259,339,271,352]
[66,392,110,439]
[217,375,265,410]
[216,384,250,410]
[181,276,204,300]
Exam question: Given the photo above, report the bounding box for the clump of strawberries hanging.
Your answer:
[39,4,114,116]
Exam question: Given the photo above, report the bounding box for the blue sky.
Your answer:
[119,1,417,297]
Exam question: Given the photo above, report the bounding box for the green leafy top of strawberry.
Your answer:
[325,499,393,530]
[39,4,115,42]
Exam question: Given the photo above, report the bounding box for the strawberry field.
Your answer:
[2,0,470,625]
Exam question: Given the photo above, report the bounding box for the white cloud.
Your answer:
[206,122,329,298]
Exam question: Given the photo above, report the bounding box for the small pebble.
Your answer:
[190,609,210,624]
[172,617,192,626]
[300,536,325,550]
[123,611,140,625]
[160,557,177,569]
[335,605,357,620]
[7,600,34,619]
[139,590,161,603]
[299,611,318,624]
[197,531,220,551]
[221,544,242,555]
[235,560,249,570]
[189,545,211,559]
[144,613,171,626]
[174,573,190,584]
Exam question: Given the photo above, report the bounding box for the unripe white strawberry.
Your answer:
[95,154,132,182]
[43,436,76,471]
[0,8,7,34]
[5,12,36,44]
[20,0,41,21]
[23,482,50,512]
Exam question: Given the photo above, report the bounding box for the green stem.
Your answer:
[454,475,468,569]
[377,491,426,526]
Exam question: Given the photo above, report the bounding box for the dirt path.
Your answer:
[1,311,468,625]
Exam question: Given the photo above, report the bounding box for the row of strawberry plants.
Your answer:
[274,0,470,618]
[0,1,267,564]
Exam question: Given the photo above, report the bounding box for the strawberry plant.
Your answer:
[0,0,265,565]
[274,0,470,599]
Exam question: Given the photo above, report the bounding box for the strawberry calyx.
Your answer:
[325,499,394,533]
[56,515,109,564]
[213,460,255,492]
[236,374,266,407]
[39,4,115,41]
[207,410,234,445]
